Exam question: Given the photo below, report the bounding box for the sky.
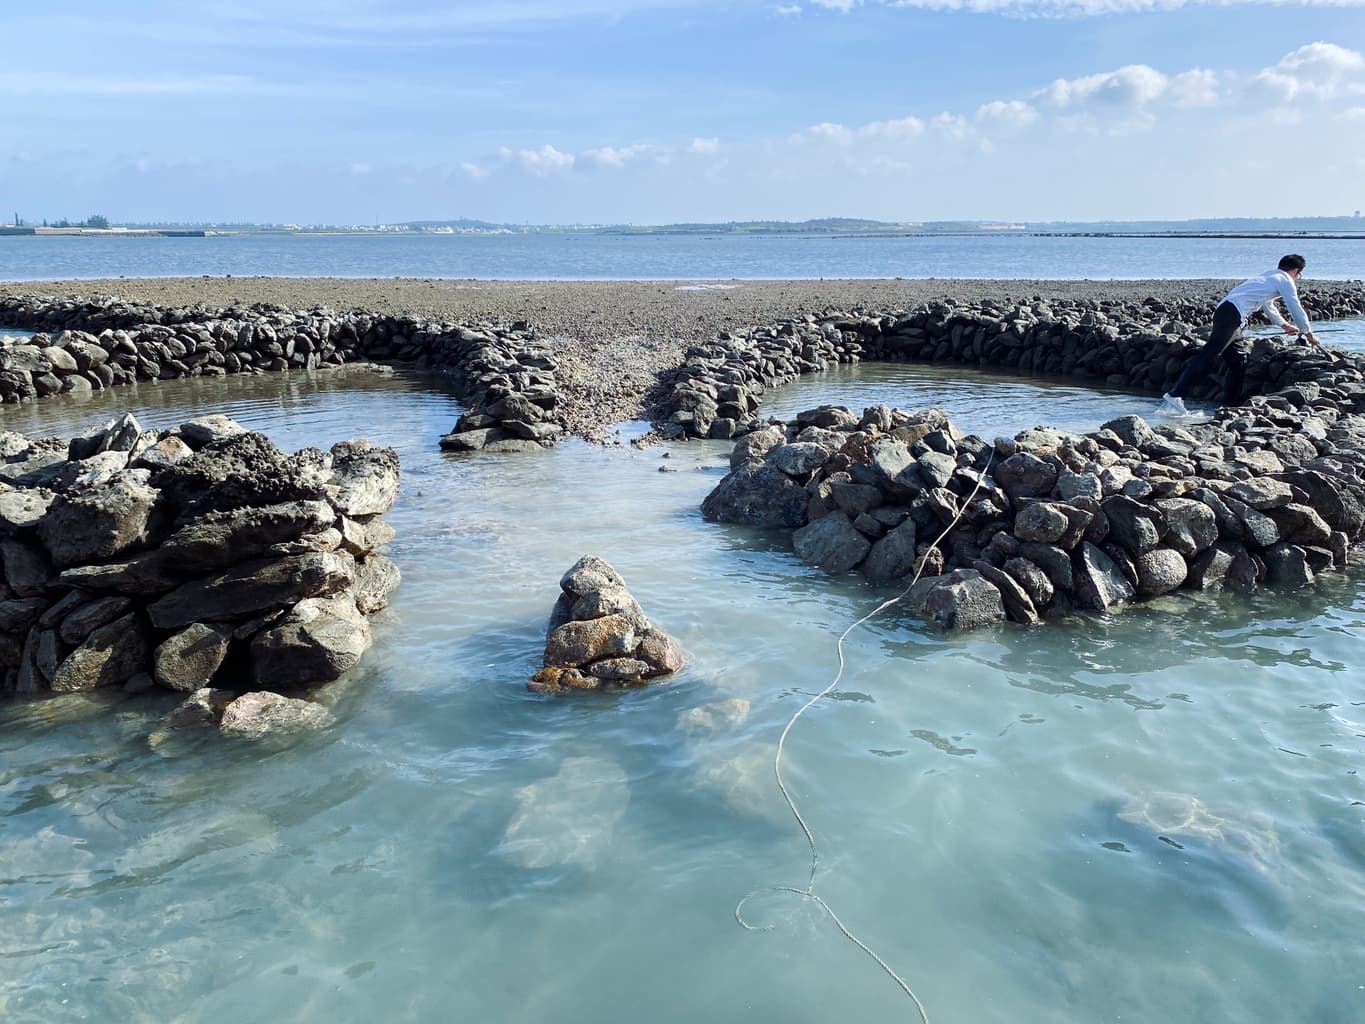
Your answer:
[2,1,1364,225]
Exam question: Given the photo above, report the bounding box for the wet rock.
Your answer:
[1154,498,1218,557]
[219,690,335,740]
[49,613,149,692]
[1101,495,1164,555]
[973,560,1039,624]
[1003,556,1054,608]
[147,551,356,630]
[1074,542,1136,611]
[354,553,402,614]
[701,461,809,528]
[792,512,870,574]
[250,593,371,687]
[158,500,337,572]
[1188,543,1236,589]
[1135,547,1188,596]
[533,556,684,691]
[1263,544,1313,588]
[861,518,918,580]
[154,622,232,692]
[58,595,133,645]
[768,442,829,477]
[921,569,1005,631]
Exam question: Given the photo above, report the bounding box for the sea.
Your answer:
[2,238,1364,1024]
[0,230,1362,281]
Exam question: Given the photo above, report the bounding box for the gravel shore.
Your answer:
[2,276,1255,438]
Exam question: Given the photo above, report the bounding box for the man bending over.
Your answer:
[1160,254,1320,417]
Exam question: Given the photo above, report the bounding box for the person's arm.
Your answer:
[1277,275,1319,345]
[1260,300,1290,330]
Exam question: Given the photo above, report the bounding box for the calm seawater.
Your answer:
[1,231,1363,281]
[2,356,1364,1023]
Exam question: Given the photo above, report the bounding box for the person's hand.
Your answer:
[1306,332,1320,347]
[1283,324,1301,336]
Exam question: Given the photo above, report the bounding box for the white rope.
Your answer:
[736,449,997,1024]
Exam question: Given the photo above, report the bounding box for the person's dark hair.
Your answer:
[1278,254,1306,273]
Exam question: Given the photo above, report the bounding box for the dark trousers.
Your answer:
[1169,301,1246,404]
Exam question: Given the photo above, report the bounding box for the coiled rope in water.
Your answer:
[735,450,996,1024]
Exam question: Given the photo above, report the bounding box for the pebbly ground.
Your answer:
[4,276,1261,438]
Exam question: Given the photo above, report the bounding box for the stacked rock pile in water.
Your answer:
[0,294,565,448]
[660,286,1365,439]
[702,397,1365,632]
[0,412,401,737]
[529,556,685,693]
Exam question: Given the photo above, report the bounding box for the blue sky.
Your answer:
[2,1,1364,224]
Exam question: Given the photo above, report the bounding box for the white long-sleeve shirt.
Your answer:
[1223,268,1312,333]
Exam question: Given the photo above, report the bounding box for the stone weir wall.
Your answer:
[1,412,402,731]
[702,392,1365,631]
[0,294,565,452]
[659,286,1365,440]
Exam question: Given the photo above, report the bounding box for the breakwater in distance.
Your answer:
[4,283,1365,637]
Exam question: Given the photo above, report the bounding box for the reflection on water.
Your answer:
[2,365,1364,1023]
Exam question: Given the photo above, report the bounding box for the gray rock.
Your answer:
[1225,478,1294,511]
[132,435,196,471]
[917,451,957,490]
[830,482,882,517]
[1101,415,1158,449]
[219,690,335,740]
[354,553,401,614]
[0,488,55,535]
[792,512,870,574]
[868,439,924,493]
[1056,470,1103,502]
[571,583,649,632]
[37,472,165,569]
[158,500,336,572]
[1188,544,1236,589]
[1003,556,1055,608]
[1154,498,1218,557]
[729,426,786,469]
[544,613,637,668]
[1223,496,1281,549]
[1013,502,1071,544]
[161,687,236,730]
[1074,542,1136,611]
[1265,504,1331,547]
[1263,544,1313,588]
[560,555,625,597]
[49,613,148,692]
[250,593,372,687]
[973,560,1039,624]
[154,623,232,692]
[637,631,685,675]
[1135,548,1188,596]
[326,440,400,517]
[1,538,53,597]
[1016,542,1074,593]
[701,461,809,528]
[861,518,918,580]
[175,414,249,448]
[58,595,133,644]
[768,442,829,477]
[994,453,1059,502]
[147,551,356,630]
[921,570,1005,632]
[1101,495,1164,555]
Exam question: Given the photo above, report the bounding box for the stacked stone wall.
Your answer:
[0,294,565,450]
[660,287,1365,440]
[1,413,401,720]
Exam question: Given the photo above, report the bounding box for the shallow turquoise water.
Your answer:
[2,362,1364,1022]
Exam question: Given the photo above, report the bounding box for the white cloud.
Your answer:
[931,112,972,140]
[794,121,855,143]
[688,137,721,153]
[1037,64,1169,107]
[584,144,653,168]
[1254,41,1365,101]
[860,115,926,139]
[517,144,575,175]
[810,0,861,10]
[461,161,490,180]
[975,99,1039,130]
[775,4,803,13]
[1169,68,1220,106]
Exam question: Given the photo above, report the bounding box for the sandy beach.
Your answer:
[7,276,1256,437]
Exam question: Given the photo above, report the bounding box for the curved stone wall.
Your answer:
[660,287,1365,440]
[0,294,565,450]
